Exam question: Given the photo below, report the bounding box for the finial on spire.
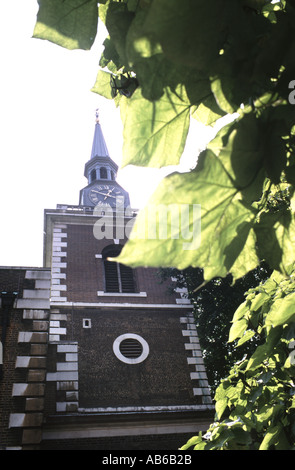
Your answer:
[90,109,109,159]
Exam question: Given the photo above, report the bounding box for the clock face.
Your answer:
[89,184,125,207]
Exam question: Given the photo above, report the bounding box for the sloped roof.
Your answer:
[90,120,109,159]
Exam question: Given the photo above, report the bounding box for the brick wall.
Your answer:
[0,308,25,448]
[55,308,200,409]
[65,224,184,305]
[0,270,26,448]
[40,213,213,450]
[0,268,32,299]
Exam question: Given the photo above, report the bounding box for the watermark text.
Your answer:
[93,199,201,251]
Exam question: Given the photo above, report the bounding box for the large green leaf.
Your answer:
[105,2,134,68]
[125,7,225,122]
[265,292,295,327]
[117,171,257,280]
[191,94,225,127]
[141,0,232,71]
[33,0,98,50]
[120,86,191,168]
[92,70,113,100]
[117,114,265,281]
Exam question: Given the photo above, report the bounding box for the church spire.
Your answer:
[79,111,130,207]
[90,109,109,159]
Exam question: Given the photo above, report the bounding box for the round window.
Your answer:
[113,334,149,364]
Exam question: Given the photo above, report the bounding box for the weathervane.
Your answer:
[95,108,100,123]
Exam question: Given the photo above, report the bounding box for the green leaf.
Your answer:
[120,87,191,168]
[214,382,230,420]
[141,0,231,71]
[255,201,295,276]
[33,0,98,50]
[191,94,226,127]
[117,160,260,280]
[126,8,225,119]
[265,292,295,327]
[259,425,283,450]
[180,434,204,450]
[91,70,113,100]
[228,318,248,343]
[211,76,237,115]
[105,2,134,68]
[237,330,255,347]
[206,114,265,202]
[231,427,252,446]
[99,36,123,73]
[118,114,264,281]
[246,326,282,371]
[249,291,268,312]
[126,52,179,101]
[263,120,288,184]
[126,8,163,63]
[232,302,248,323]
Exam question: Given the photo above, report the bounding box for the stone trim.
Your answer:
[46,342,79,413]
[9,269,50,448]
[49,309,68,342]
[78,404,213,413]
[180,313,212,405]
[43,421,209,441]
[174,286,192,305]
[50,225,67,303]
[50,301,193,309]
[97,291,147,297]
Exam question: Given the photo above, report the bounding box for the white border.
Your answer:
[113,333,149,364]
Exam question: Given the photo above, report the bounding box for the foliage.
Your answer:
[181,270,295,450]
[160,264,271,393]
[34,0,295,279]
[34,0,295,449]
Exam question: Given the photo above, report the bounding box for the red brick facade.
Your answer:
[0,207,213,450]
[39,207,213,449]
[65,223,181,304]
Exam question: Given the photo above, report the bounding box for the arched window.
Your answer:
[102,245,136,293]
[100,167,107,179]
[90,169,96,183]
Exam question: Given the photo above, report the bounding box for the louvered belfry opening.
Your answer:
[119,338,143,359]
[119,263,136,293]
[104,257,120,292]
[102,245,136,293]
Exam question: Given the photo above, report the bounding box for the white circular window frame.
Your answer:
[113,333,149,364]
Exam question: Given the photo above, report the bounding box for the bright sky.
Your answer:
[0,1,215,268]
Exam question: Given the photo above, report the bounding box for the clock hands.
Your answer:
[104,187,115,199]
[91,189,120,200]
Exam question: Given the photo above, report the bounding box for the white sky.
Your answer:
[0,1,215,268]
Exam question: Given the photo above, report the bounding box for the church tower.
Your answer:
[0,113,213,450]
[79,110,130,209]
